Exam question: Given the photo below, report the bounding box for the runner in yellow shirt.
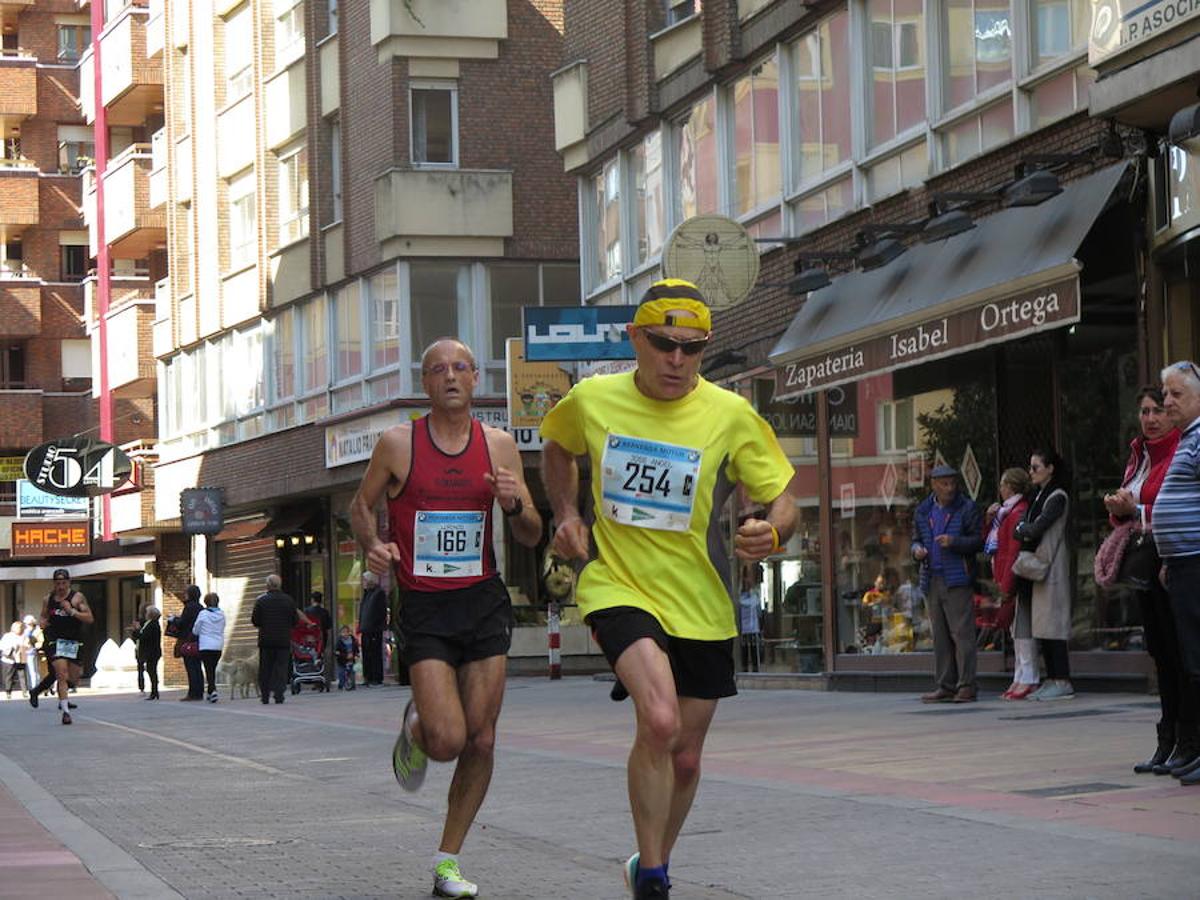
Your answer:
[541,278,796,900]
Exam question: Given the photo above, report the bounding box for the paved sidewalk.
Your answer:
[0,681,1197,898]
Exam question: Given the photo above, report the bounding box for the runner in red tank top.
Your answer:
[350,338,541,900]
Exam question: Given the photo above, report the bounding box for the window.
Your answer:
[879,397,914,451]
[278,144,309,244]
[179,348,204,431]
[865,140,927,201]
[676,94,718,220]
[664,0,699,26]
[1030,65,1093,127]
[867,0,926,148]
[227,169,256,269]
[630,130,666,267]
[224,5,254,102]
[489,264,582,361]
[793,176,853,232]
[275,0,305,66]
[731,54,780,216]
[594,159,621,286]
[300,295,328,395]
[57,124,95,174]
[333,281,362,381]
[328,119,343,223]
[0,343,25,389]
[411,83,457,166]
[370,267,400,371]
[178,49,192,135]
[57,25,90,62]
[1032,0,1089,67]
[792,9,852,189]
[942,98,1013,167]
[1,240,25,277]
[941,0,1011,112]
[328,0,338,36]
[410,263,469,362]
[231,326,265,415]
[272,307,296,401]
[60,245,87,282]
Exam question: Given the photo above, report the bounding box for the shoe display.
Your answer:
[623,852,639,899]
[920,688,955,703]
[432,858,478,899]
[392,699,427,792]
[952,687,977,703]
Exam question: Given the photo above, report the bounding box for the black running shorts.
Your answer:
[586,606,736,700]
[398,576,513,667]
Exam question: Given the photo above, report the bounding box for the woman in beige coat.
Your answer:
[1014,447,1073,701]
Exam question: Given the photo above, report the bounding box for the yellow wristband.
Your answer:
[769,524,783,555]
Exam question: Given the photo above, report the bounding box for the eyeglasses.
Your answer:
[642,329,709,356]
[1172,361,1200,380]
[423,361,476,376]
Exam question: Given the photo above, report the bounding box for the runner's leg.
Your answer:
[616,637,681,872]
[439,653,506,854]
[662,695,717,862]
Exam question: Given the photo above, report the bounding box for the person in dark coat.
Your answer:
[358,571,388,686]
[251,574,308,703]
[911,464,984,704]
[138,607,162,700]
[305,590,334,687]
[177,585,205,701]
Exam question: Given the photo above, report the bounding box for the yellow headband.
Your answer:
[633,279,711,332]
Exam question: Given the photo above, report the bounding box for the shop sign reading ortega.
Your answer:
[775,276,1080,398]
[23,437,132,498]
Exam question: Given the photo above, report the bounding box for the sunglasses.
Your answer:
[1171,361,1200,380]
[642,329,709,356]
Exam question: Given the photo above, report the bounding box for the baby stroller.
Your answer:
[290,619,328,694]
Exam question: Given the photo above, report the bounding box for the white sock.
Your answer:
[59,699,69,712]
[433,851,457,870]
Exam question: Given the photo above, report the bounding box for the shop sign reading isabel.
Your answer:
[775,276,1079,398]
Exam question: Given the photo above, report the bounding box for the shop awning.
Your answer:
[211,516,270,542]
[257,506,320,538]
[769,162,1129,399]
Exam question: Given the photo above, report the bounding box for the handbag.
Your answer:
[1118,529,1160,590]
[1012,550,1049,581]
[178,639,199,659]
[164,616,181,638]
[1094,520,1135,588]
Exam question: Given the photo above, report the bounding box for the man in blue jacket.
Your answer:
[911,464,983,703]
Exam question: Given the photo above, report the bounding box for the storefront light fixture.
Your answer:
[275,537,286,549]
[304,533,315,545]
[855,234,906,271]
[290,534,301,546]
[1168,102,1200,153]
[1004,167,1062,207]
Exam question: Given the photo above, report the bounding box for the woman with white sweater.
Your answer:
[193,593,227,703]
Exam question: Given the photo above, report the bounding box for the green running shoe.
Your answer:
[392,699,427,792]
[433,858,478,898]
[623,852,639,898]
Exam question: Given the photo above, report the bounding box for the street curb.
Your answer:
[0,751,184,900]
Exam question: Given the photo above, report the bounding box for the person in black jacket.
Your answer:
[358,571,388,686]
[251,574,309,704]
[138,607,162,700]
[305,591,334,688]
[177,585,205,701]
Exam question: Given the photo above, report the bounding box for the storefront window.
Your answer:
[867,0,926,148]
[676,93,719,220]
[830,365,997,656]
[731,53,780,216]
[792,8,852,190]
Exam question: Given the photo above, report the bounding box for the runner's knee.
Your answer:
[636,703,681,752]
[672,745,702,784]
[421,720,467,761]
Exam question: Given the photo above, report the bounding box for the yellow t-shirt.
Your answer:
[539,372,794,640]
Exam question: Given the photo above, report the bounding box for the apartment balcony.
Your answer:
[82,5,164,125]
[146,0,164,59]
[375,168,512,258]
[0,52,37,120]
[0,168,38,231]
[100,299,157,399]
[0,390,44,447]
[552,60,588,171]
[83,269,154,328]
[0,283,40,337]
[371,0,507,62]
[652,13,702,81]
[85,145,167,259]
[152,276,171,358]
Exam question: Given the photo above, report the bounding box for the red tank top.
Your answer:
[388,415,498,593]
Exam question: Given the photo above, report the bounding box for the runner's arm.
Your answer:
[541,440,590,561]
[351,426,410,575]
[484,428,543,548]
[71,593,95,625]
[734,486,798,561]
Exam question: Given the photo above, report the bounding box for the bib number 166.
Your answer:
[437,529,481,554]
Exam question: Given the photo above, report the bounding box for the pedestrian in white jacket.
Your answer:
[193,594,226,703]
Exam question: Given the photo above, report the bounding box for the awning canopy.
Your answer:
[211,516,270,542]
[769,162,1129,399]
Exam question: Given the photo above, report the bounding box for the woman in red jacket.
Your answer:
[1103,386,1190,773]
[985,467,1033,699]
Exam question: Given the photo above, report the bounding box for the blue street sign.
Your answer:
[523,306,636,361]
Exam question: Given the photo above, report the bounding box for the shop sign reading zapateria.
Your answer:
[774,276,1079,399]
[1088,0,1200,65]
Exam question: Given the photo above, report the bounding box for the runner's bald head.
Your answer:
[421,338,476,370]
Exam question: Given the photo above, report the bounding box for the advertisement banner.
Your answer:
[523,305,636,361]
[0,456,25,481]
[505,338,572,450]
[1088,0,1200,66]
[325,407,512,468]
[16,480,91,518]
[10,520,91,558]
